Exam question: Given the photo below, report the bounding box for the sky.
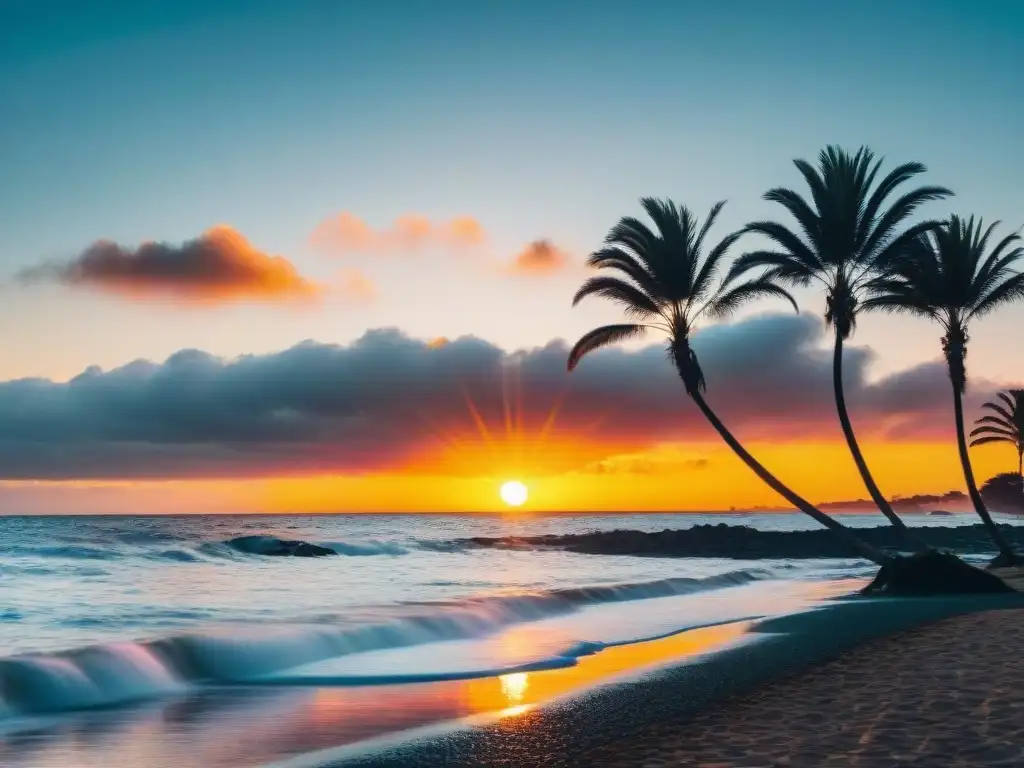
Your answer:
[0,0,1022,513]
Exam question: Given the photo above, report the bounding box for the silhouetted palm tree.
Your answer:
[863,216,1024,563]
[980,472,1024,513]
[727,146,951,546]
[567,197,892,565]
[972,390,1024,479]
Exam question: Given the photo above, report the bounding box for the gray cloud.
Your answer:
[0,313,1010,480]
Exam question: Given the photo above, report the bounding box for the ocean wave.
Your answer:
[322,540,409,557]
[0,569,763,719]
[0,535,410,564]
[446,523,1024,559]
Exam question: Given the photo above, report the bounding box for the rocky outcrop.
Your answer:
[457,523,1024,560]
[225,535,337,557]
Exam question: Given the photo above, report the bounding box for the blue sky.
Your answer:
[1,0,1022,382]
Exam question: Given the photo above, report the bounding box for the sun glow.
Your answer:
[499,672,529,703]
[499,480,528,507]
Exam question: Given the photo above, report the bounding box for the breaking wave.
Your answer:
[0,569,764,719]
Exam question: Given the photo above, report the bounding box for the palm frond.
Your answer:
[859,292,936,318]
[740,221,822,274]
[585,247,662,297]
[858,162,931,243]
[969,425,1018,439]
[970,271,1024,320]
[691,201,726,263]
[571,276,662,318]
[690,229,741,303]
[704,278,799,320]
[605,216,659,263]
[970,435,1017,447]
[982,401,1016,423]
[762,187,819,249]
[566,324,649,371]
[972,414,1016,432]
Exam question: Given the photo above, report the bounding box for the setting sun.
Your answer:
[499,480,528,507]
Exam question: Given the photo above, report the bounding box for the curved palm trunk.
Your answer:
[689,390,891,566]
[952,382,1017,562]
[1018,448,1022,481]
[833,334,925,549]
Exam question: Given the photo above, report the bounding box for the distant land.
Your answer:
[747,491,971,514]
[819,491,971,513]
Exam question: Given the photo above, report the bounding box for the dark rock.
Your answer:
[928,509,953,516]
[861,550,1014,595]
[455,523,1024,560]
[225,535,337,558]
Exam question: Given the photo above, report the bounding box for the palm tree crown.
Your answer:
[728,145,952,338]
[567,197,795,391]
[864,216,1024,392]
[971,390,1024,477]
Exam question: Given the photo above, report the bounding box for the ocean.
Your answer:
[0,511,1015,766]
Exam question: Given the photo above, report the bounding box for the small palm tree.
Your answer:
[567,197,892,566]
[864,216,1024,563]
[727,146,951,546]
[972,390,1024,478]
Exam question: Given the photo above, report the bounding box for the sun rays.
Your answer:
[406,354,612,482]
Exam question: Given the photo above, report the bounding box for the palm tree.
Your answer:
[727,146,951,546]
[567,197,892,566]
[863,216,1024,563]
[980,472,1024,513]
[972,389,1024,478]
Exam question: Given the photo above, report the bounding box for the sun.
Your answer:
[499,480,528,508]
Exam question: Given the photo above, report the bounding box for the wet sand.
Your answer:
[337,594,1024,768]
[585,608,1024,767]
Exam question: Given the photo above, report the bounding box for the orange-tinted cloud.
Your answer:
[310,212,486,255]
[507,239,571,275]
[19,226,319,304]
[580,446,710,476]
[0,313,1017,482]
[333,268,377,302]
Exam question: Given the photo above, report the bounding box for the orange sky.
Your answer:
[5,437,1013,514]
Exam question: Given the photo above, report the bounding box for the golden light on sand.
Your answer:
[499,671,529,703]
[500,480,528,507]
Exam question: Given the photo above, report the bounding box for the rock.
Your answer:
[225,535,337,558]
[456,523,1024,560]
[861,550,1014,596]
[928,509,954,516]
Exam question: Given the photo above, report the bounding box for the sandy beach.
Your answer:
[334,594,1024,768]
[584,608,1024,768]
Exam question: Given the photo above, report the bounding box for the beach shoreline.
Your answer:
[322,592,1024,768]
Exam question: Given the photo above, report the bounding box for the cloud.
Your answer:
[310,212,486,255]
[18,226,319,304]
[0,313,1012,480]
[333,268,377,302]
[580,447,710,476]
[507,239,571,275]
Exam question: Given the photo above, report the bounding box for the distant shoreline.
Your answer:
[0,507,1003,517]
